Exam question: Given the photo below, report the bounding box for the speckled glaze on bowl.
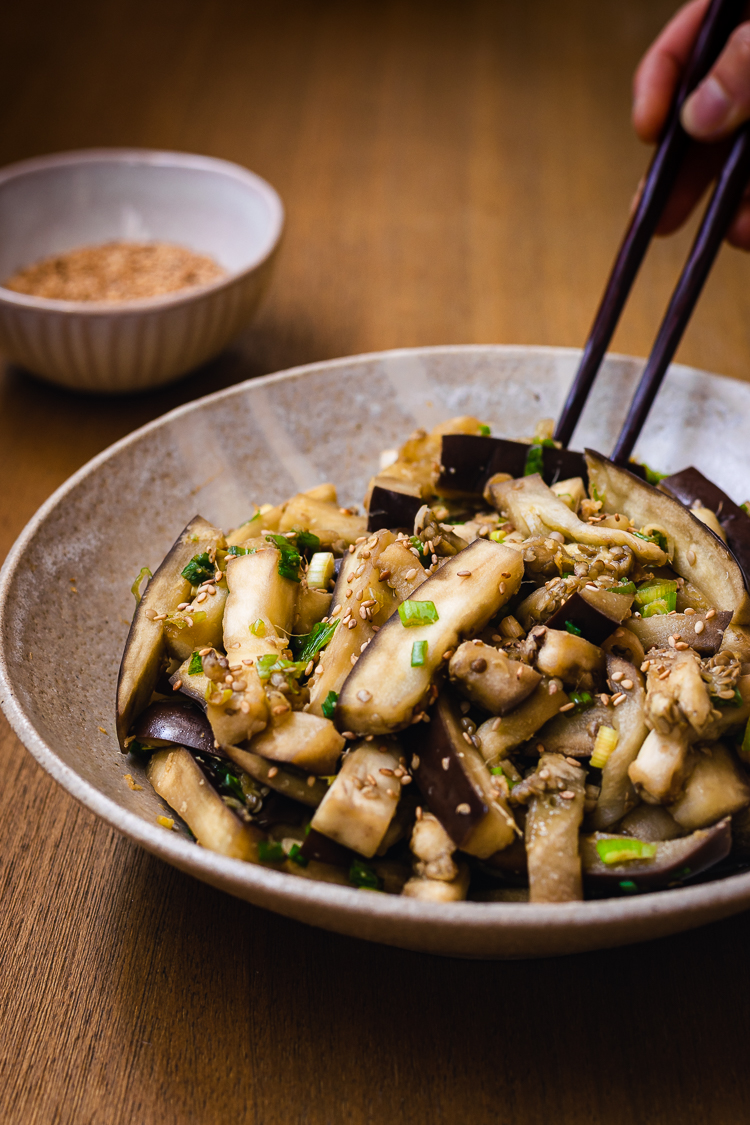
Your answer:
[0,149,283,393]
[2,344,750,959]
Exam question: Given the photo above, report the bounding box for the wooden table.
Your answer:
[3,2,750,1121]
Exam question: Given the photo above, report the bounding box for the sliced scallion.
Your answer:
[398,600,439,627]
[321,690,338,720]
[307,550,335,589]
[181,552,214,585]
[187,651,204,676]
[130,566,153,605]
[564,620,582,636]
[596,837,657,865]
[590,725,618,769]
[411,640,427,666]
[250,618,266,637]
[634,578,677,616]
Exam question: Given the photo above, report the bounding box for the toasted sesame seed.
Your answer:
[347,620,357,630]
[611,671,624,682]
[613,693,626,706]
[548,681,559,694]
[706,608,716,619]
[675,641,689,650]
[379,767,394,776]
[350,653,358,665]
[199,647,212,656]
[442,649,455,661]
[600,694,610,705]
[462,732,474,745]
[240,701,251,713]
[98,726,108,734]
[621,678,634,690]
[502,572,511,578]
[659,670,670,680]
[558,702,575,712]
[491,717,502,731]
[342,731,355,739]
[687,549,696,565]
[415,805,423,820]
[694,620,705,634]
[314,664,325,675]
[442,756,451,770]
[560,790,575,800]
[684,607,695,615]
[307,776,316,787]
[401,774,412,785]
[457,570,471,577]
[153,612,167,622]
[331,604,342,616]
[357,689,372,702]
[455,802,471,815]
[305,661,314,677]
[668,636,677,648]
[172,680,183,691]
[196,592,208,604]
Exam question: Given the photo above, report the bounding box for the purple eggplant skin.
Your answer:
[544,590,624,646]
[436,434,589,496]
[660,466,750,586]
[409,696,488,848]
[581,818,731,894]
[132,699,219,756]
[300,827,354,867]
[253,791,309,829]
[367,484,424,532]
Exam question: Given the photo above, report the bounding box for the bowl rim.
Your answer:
[3,342,750,942]
[0,147,285,316]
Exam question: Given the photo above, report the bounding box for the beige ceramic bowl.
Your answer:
[0,149,284,393]
[2,344,750,958]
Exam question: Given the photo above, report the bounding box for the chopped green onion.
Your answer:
[250,618,266,637]
[295,619,339,662]
[227,545,255,556]
[409,536,427,556]
[607,580,636,595]
[265,534,302,582]
[590,725,618,769]
[714,687,743,708]
[131,566,153,605]
[478,424,491,436]
[596,837,657,865]
[411,640,428,666]
[634,579,677,615]
[489,529,506,543]
[288,843,309,867]
[307,550,335,589]
[127,739,154,763]
[398,600,439,627]
[349,858,380,890]
[256,654,307,681]
[619,880,639,893]
[523,439,555,477]
[569,690,594,714]
[640,462,668,486]
[490,765,504,775]
[742,502,750,517]
[187,651,204,676]
[258,841,285,863]
[632,529,668,552]
[564,620,581,636]
[591,486,603,503]
[293,528,321,553]
[181,552,214,585]
[321,690,339,720]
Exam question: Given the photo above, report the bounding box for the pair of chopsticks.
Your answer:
[554,0,750,465]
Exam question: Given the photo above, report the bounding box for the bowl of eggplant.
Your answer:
[4,343,750,959]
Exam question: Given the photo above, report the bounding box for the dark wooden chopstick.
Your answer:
[553,0,747,449]
[611,121,750,465]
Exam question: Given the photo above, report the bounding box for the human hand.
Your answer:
[633,0,750,248]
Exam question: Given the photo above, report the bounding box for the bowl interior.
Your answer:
[4,344,750,957]
[0,151,281,283]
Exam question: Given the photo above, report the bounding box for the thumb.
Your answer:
[681,22,750,140]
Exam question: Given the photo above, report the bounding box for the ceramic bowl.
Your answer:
[2,344,750,959]
[0,149,284,393]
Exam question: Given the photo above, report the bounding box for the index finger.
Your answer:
[633,0,712,143]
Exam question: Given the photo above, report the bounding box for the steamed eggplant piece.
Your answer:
[591,655,648,829]
[586,450,750,624]
[170,655,210,709]
[278,493,366,546]
[376,539,428,602]
[660,465,750,582]
[409,811,461,881]
[535,698,613,757]
[206,547,298,745]
[247,711,345,774]
[544,588,633,646]
[533,628,605,689]
[524,752,586,902]
[617,803,685,842]
[448,641,541,714]
[294,585,333,635]
[310,742,403,857]
[476,680,569,762]
[116,515,225,750]
[336,539,524,735]
[489,474,667,564]
[163,584,228,662]
[132,699,217,755]
[436,433,587,496]
[667,743,750,830]
[410,694,517,858]
[367,480,424,532]
[626,611,731,657]
[402,863,470,902]
[147,747,262,860]
[581,819,731,892]
[307,531,404,715]
[629,728,692,805]
[225,744,328,806]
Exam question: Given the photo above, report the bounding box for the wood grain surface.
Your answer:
[2,2,750,1122]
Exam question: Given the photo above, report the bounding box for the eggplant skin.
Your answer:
[116,516,224,750]
[586,451,750,624]
[132,699,216,755]
[335,539,524,734]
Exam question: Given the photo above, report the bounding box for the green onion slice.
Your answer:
[321,690,339,720]
[564,620,582,636]
[411,640,428,666]
[595,837,657,865]
[399,600,439,627]
[130,566,153,605]
[181,552,214,585]
[187,651,204,676]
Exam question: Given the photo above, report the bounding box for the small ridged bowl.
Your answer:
[0,149,284,394]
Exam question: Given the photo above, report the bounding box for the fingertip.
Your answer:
[727,201,750,249]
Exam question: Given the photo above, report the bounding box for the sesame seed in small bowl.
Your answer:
[0,148,284,394]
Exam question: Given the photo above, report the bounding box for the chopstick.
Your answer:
[611,121,750,464]
[554,0,747,449]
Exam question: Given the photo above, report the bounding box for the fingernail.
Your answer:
[682,76,732,137]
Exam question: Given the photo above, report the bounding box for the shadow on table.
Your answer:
[102,841,750,1125]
